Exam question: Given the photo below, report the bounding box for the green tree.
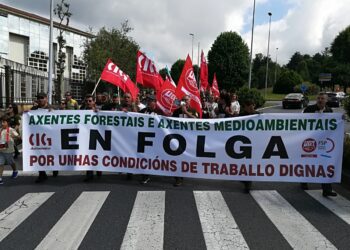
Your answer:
[54,0,72,103]
[286,52,304,71]
[208,31,249,90]
[170,59,185,84]
[251,53,279,89]
[296,60,310,81]
[273,70,303,94]
[237,87,265,108]
[83,21,139,94]
[159,68,167,81]
[331,26,350,64]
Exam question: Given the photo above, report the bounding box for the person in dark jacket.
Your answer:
[301,92,337,197]
[239,99,260,193]
[139,95,164,184]
[80,94,102,182]
[31,92,58,183]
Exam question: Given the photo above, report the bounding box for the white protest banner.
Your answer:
[23,111,344,183]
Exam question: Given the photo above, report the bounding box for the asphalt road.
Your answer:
[259,101,350,134]
[1,105,350,249]
[0,174,350,249]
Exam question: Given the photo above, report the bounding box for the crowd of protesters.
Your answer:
[0,89,254,189]
[0,90,339,196]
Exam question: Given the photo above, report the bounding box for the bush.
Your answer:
[273,70,303,94]
[343,134,350,170]
[293,82,320,95]
[237,87,265,109]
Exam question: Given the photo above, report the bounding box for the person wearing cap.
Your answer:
[31,92,58,182]
[65,91,79,110]
[139,95,164,184]
[102,93,121,111]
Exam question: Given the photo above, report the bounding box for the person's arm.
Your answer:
[225,106,233,116]
[181,106,196,118]
[10,128,20,140]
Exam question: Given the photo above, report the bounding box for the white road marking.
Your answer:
[120,191,165,250]
[194,191,249,249]
[306,190,350,225]
[251,190,336,249]
[35,191,109,250]
[0,192,54,242]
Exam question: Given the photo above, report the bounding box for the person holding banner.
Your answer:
[80,94,102,182]
[172,95,198,119]
[120,93,138,112]
[102,93,121,111]
[0,115,20,184]
[301,92,337,197]
[30,92,58,183]
[240,99,260,193]
[172,95,198,186]
[139,95,164,184]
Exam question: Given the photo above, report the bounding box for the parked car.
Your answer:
[282,93,309,109]
[336,91,346,100]
[336,91,347,104]
[325,92,340,107]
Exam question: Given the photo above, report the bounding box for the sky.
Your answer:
[2,0,350,69]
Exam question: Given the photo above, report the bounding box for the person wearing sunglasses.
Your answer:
[80,94,101,181]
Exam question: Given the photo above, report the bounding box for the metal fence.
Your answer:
[0,57,82,108]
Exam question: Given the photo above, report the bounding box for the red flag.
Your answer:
[100,59,139,100]
[126,79,139,101]
[211,73,220,98]
[175,55,202,117]
[156,77,179,115]
[136,51,161,91]
[200,50,209,92]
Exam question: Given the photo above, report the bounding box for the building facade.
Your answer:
[0,3,93,105]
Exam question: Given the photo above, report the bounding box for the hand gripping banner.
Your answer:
[23,111,344,183]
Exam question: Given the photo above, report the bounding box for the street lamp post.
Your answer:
[189,33,194,61]
[274,47,278,85]
[48,0,54,105]
[248,0,256,89]
[264,12,272,98]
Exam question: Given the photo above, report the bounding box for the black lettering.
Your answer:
[225,135,251,159]
[89,130,111,150]
[163,134,186,156]
[137,132,155,153]
[262,136,288,159]
[196,136,216,158]
[61,129,79,149]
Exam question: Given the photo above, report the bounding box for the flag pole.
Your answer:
[197,42,200,90]
[91,77,101,95]
[117,87,120,104]
[47,0,54,105]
